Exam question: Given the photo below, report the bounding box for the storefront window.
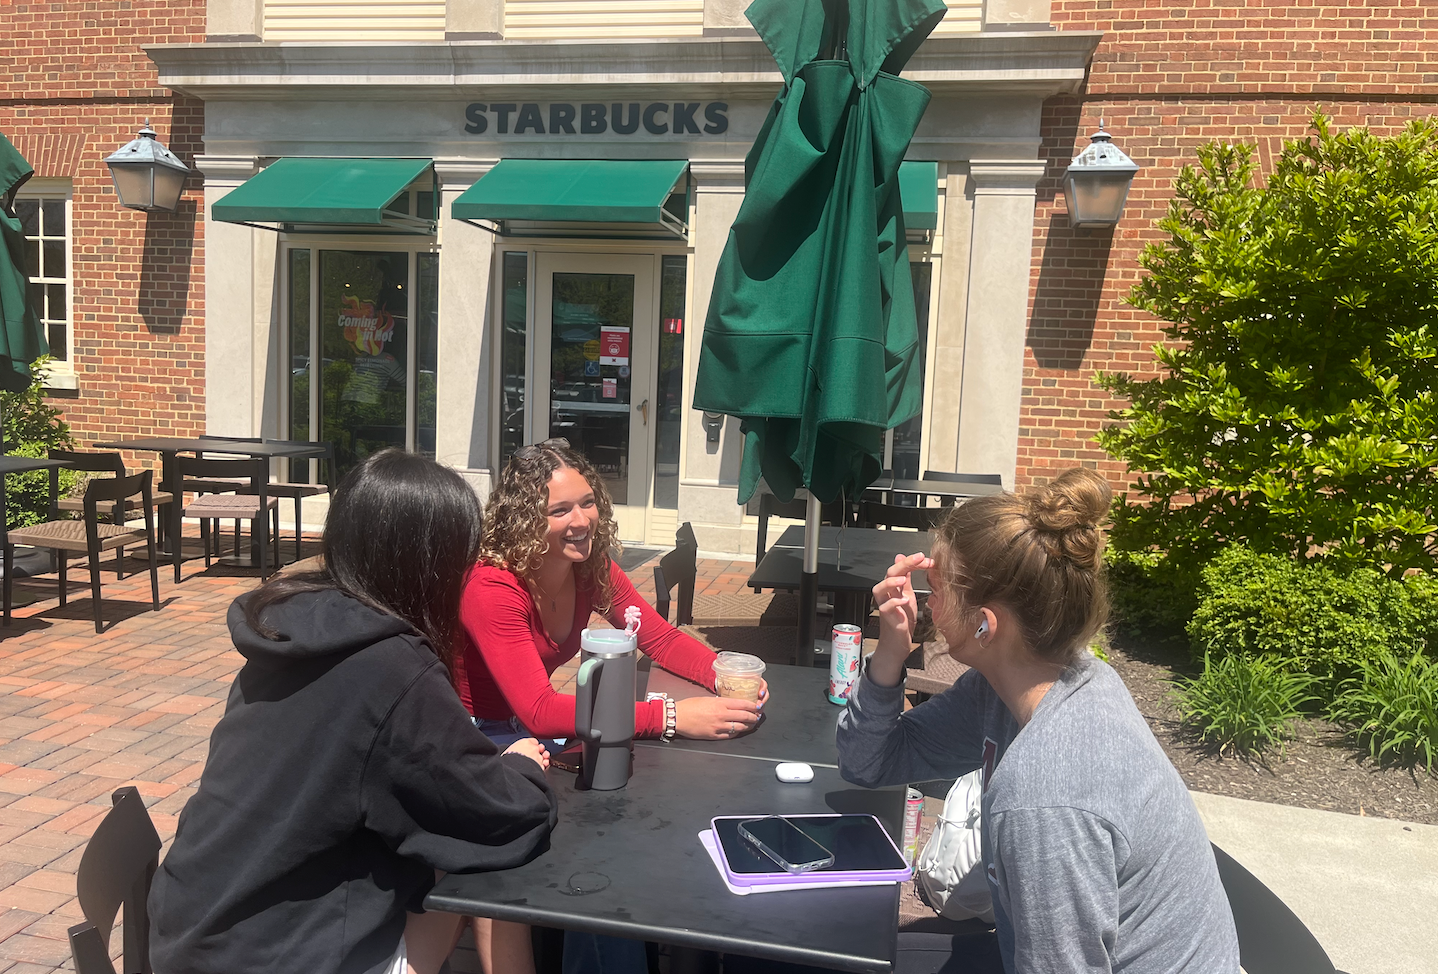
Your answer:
[288,249,311,481]
[417,253,439,459]
[319,250,410,479]
[653,255,687,509]
[890,261,932,481]
[498,252,529,467]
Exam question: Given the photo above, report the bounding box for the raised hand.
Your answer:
[503,737,551,770]
[867,552,932,688]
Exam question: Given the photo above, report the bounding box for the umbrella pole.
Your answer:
[796,492,821,666]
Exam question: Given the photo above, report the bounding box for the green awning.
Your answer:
[212,158,434,231]
[452,159,688,236]
[900,161,939,232]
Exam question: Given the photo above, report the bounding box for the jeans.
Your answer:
[561,931,649,974]
[473,715,566,753]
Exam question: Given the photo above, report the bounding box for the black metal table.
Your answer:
[427,745,903,973]
[641,662,845,767]
[748,526,931,597]
[865,476,1003,504]
[91,437,326,563]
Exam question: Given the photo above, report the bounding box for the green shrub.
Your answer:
[1097,114,1438,579]
[1329,652,1438,774]
[1188,545,1429,684]
[1,357,75,529]
[1172,652,1319,758]
[1105,547,1201,637]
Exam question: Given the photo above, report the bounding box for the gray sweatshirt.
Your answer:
[836,653,1238,974]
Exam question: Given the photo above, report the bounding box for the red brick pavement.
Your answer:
[0,541,753,973]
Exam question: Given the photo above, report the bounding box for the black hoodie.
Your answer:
[149,589,558,974]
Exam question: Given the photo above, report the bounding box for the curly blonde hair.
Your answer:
[930,467,1111,665]
[480,441,621,613]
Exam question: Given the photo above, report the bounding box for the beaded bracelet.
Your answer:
[646,692,678,742]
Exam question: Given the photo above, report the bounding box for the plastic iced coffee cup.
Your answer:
[713,652,766,703]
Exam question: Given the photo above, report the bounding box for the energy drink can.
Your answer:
[902,787,924,864]
[827,624,864,704]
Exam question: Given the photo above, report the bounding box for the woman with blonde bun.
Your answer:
[837,468,1238,974]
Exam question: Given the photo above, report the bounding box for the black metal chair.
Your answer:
[920,471,1003,486]
[857,500,949,531]
[250,439,334,564]
[171,456,279,582]
[51,449,174,579]
[1211,843,1339,974]
[68,786,161,974]
[4,470,161,633]
[654,522,698,625]
[755,493,850,563]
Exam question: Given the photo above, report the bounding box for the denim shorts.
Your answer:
[473,715,566,753]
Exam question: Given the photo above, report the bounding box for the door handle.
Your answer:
[638,399,649,426]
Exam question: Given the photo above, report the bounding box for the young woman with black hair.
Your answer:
[837,469,1238,974]
[149,450,559,974]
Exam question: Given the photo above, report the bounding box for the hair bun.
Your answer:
[1026,468,1111,570]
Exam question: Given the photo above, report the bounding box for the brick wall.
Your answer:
[1,0,207,467]
[1022,0,1438,491]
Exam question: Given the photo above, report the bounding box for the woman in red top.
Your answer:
[454,438,767,747]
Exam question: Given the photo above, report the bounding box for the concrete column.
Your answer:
[925,163,973,475]
[679,161,749,555]
[206,0,263,40]
[434,159,497,498]
[703,0,754,35]
[196,154,260,437]
[446,0,504,40]
[954,160,1046,487]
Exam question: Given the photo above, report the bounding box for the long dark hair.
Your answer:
[244,449,483,670]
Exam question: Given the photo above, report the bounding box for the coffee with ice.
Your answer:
[713,652,766,703]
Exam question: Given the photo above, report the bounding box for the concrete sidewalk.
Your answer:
[1193,791,1438,974]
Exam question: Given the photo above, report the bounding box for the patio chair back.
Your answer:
[920,471,1003,486]
[1211,842,1336,974]
[858,500,948,532]
[69,786,161,974]
[83,470,156,539]
[654,522,698,625]
[756,493,849,562]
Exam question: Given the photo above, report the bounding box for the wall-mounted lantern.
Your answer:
[1062,121,1140,229]
[104,121,190,212]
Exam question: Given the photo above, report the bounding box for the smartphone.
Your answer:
[737,816,835,874]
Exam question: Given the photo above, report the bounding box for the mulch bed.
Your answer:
[1105,629,1438,825]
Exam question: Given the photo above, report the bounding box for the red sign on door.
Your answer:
[599,326,630,365]
[602,377,618,399]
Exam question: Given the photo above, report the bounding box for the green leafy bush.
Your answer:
[1,357,75,529]
[1173,652,1319,758]
[1188,545,1430,684]
[1097,114,1438,579]
[1329,651,1438,773]
[1105,547,1201,638]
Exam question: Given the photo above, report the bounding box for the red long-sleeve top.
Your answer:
[454,560,718,739]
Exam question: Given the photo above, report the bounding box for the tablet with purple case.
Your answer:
[711,814,913,888]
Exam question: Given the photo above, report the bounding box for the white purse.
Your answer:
[915,769,995,923]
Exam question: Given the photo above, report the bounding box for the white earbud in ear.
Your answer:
[975,619,990,640]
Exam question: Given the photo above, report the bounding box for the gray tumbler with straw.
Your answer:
[573,621,638,791]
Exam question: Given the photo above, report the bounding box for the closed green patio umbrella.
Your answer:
[693,0,945,656]
[0,134,49,402]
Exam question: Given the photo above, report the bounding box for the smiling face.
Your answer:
[544,465,599,564]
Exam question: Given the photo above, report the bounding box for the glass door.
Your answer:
[534,253,656,542]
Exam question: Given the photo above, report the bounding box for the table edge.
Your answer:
[423,891,897,973]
